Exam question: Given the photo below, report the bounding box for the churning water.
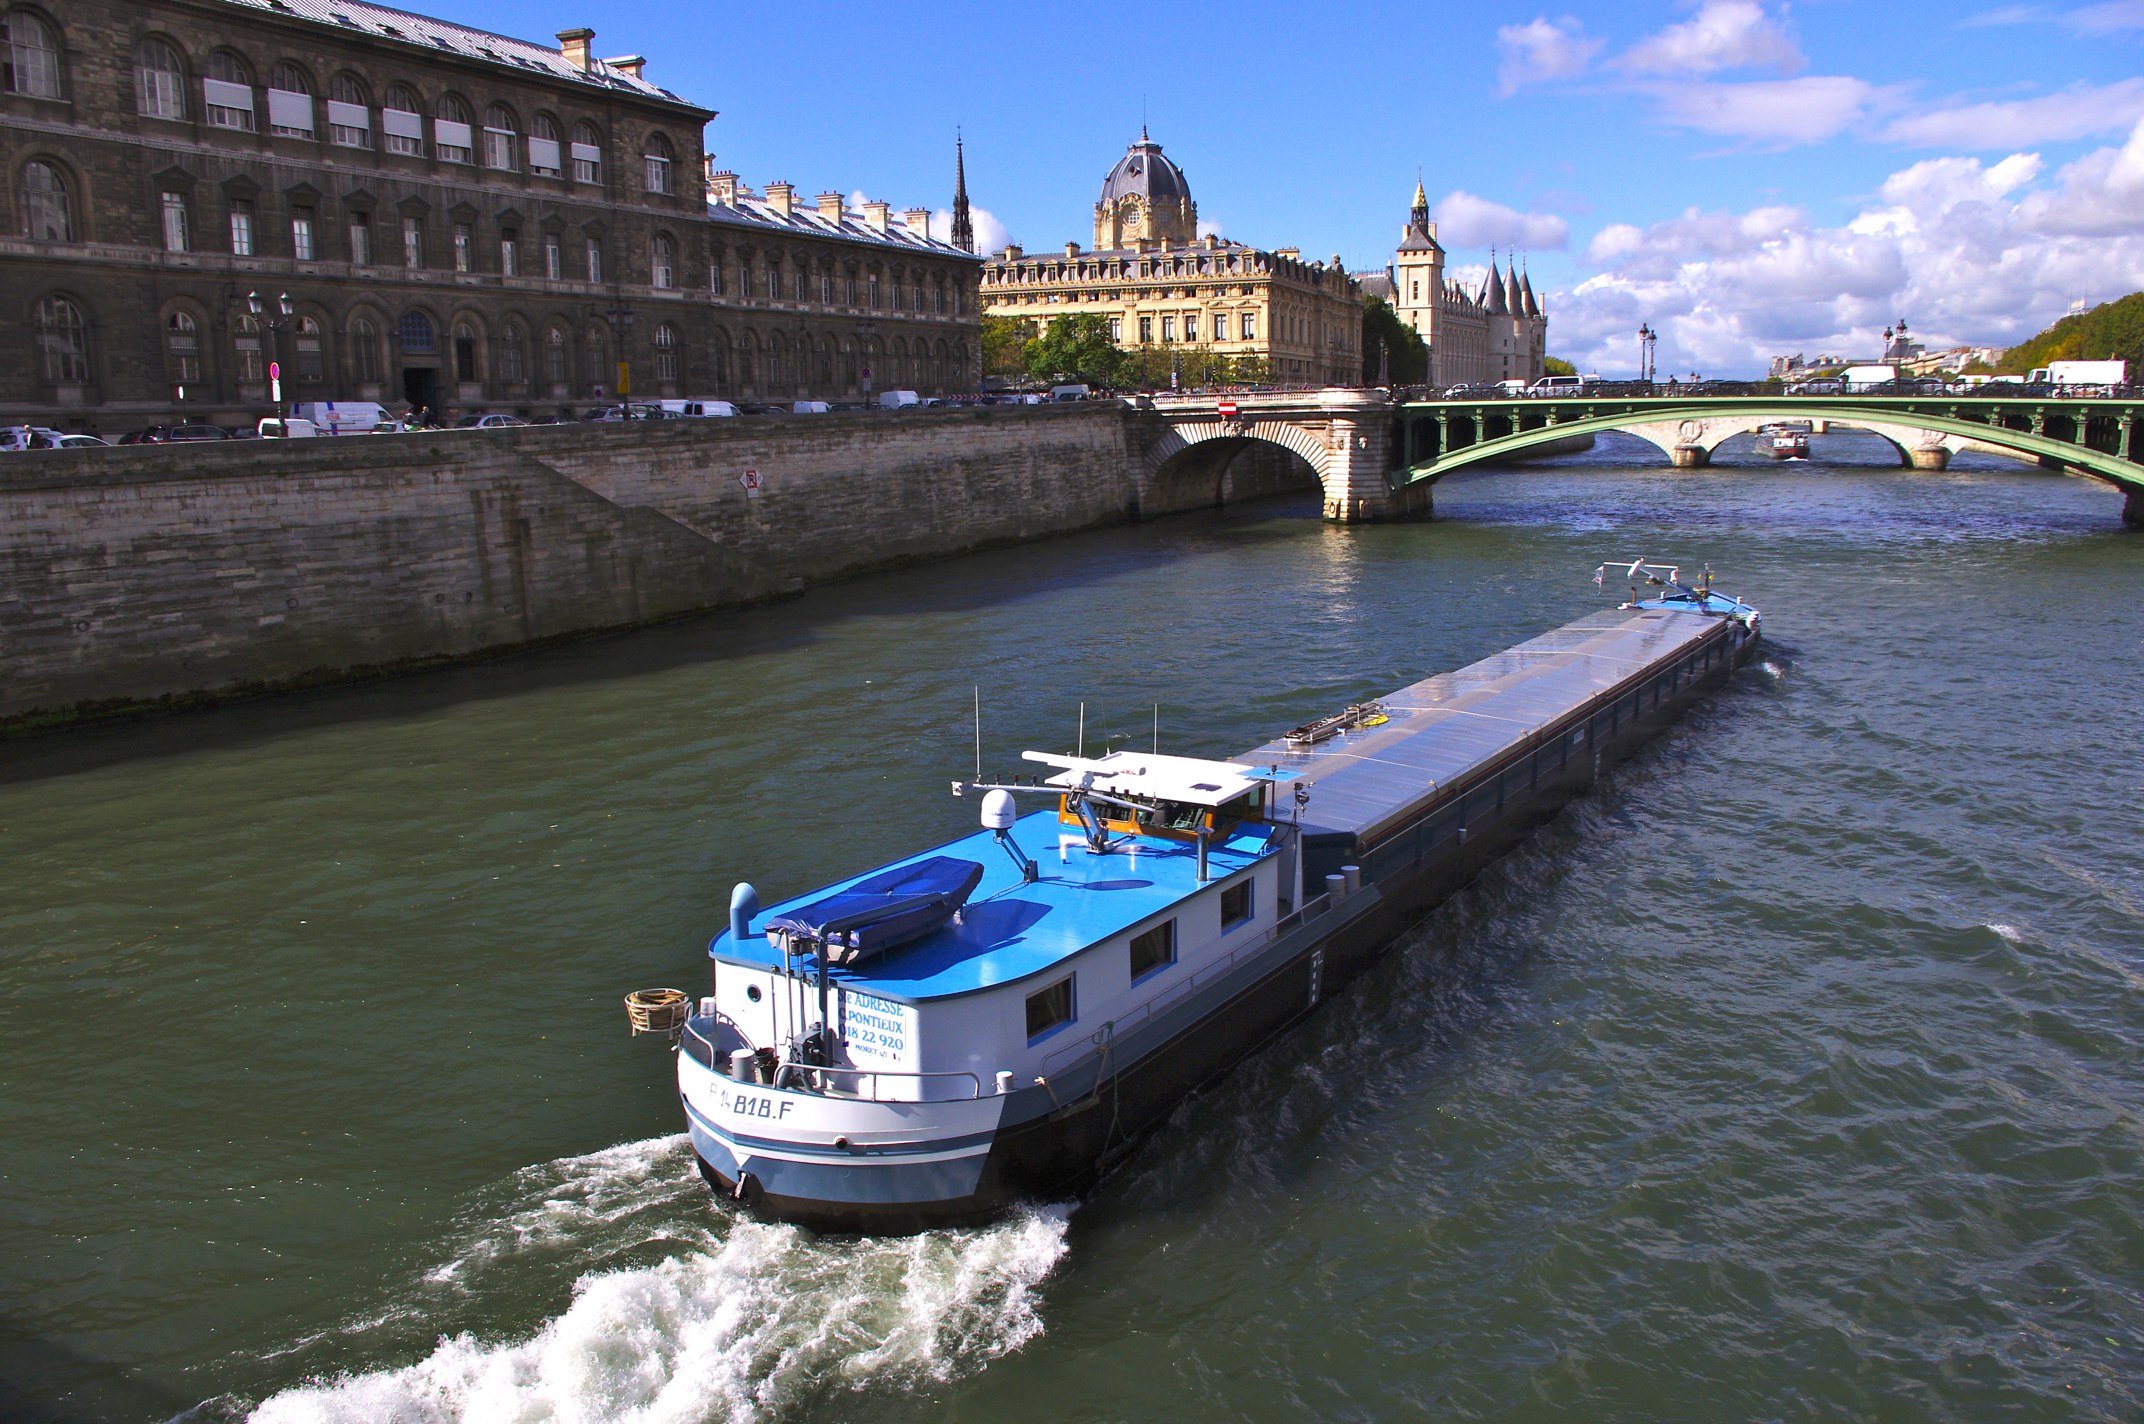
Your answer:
[2,430,2140,1422]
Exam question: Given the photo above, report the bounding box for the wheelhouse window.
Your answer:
[1220,879,1253,931]
[1129,920,1175,981]
[327,74,369,147]
[1025,977,1074,1041]
[3,10,61,98]
[136,39,185,118]
[203,52,254,131]
[19,159,70,241]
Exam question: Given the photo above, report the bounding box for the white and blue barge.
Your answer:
[675,566,1760,1231]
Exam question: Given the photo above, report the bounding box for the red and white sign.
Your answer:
[1217,401,1238,417]
[739,468,761,495]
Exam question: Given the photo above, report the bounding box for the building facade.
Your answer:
[1355,181,1547,388]
[0,0,978,428]
[978,131,1359,387]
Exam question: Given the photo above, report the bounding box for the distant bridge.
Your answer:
[1134,390,2144,525]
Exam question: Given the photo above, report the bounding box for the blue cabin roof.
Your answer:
[711,809,1278,1003]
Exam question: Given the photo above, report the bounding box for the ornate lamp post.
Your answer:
[857,315,877,407]
[590,301,636,410]
[1638,323,1657,385]
[248,289,295,428]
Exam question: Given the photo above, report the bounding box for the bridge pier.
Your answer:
[1669,445,1710,469]
[2127,486,2144,528]
[1907,446,1951,471]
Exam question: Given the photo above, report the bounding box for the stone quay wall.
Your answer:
[1,405,1173,729]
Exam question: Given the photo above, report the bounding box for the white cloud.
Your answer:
[1647,74,1877,142]
[2067,1,2144,32]
[928,205,1011,254]
[1883,77,2144,147]
[1960,5,2047,25]
[1544,119,2144,376]
[1496,17,1603,94]
[1616,1,1804,75]
[1432,191,1571,250]
[1197,219,1225,239]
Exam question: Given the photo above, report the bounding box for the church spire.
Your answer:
[950,129,975,254]
[1409,174,1429,234]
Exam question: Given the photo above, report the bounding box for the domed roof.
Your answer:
[1099,128,1191,206]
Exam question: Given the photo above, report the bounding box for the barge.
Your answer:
[671,564,1761,1231]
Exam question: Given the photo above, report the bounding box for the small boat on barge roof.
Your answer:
[660,564,1761,1232]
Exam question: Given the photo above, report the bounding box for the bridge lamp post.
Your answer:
[1638,323,1657,385]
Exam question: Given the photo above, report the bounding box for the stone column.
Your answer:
[1317,390,1395,522]
[1908,446,1951,470]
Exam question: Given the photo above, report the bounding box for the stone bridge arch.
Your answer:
[1133,390,1407,521]
[1617,414,1959,470]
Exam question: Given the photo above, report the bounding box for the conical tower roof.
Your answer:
[1504,263,1524,315]
[950,132,974,253]
[1520,266,1540,318]
[1485,257,1509,314]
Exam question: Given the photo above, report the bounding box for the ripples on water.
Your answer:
[2,438,2141,1422]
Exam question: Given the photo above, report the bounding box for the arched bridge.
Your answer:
[1397,393,2144,525]
[1130,389,2144,525]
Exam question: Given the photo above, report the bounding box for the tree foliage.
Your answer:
[2002,291,2144,373]
[1542,356,1577,377]
[1358,297,1427,386]
[981,315,1035,381]
[1024,314,1128,387]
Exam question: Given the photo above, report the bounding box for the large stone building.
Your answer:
[978,131,1360,387]
[0,0,978,428]
[1355,181,1547,388]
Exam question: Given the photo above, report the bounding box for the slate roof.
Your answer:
[1098,131,1191,206]
[708,188,980,261]
[211,0,704,109]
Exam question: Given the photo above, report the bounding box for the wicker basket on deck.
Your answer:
[625,987,691,1036]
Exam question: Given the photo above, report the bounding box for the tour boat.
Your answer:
[1763,422,1812,460]
[665,564,1761,1231]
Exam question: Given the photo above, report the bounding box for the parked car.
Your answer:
[877,389,922,409]
[166,423,234,441]
[55,433,111,448]
[258,416,320,438]
[737,402,789,415]
[790,400,831,414]
[657,399,738,418]
[452,413,528,428]
[0,425,69,450]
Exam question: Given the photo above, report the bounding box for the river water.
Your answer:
[2,431,2140,1423]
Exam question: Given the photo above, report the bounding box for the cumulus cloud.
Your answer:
[1615,0,1804,75]
[1432,191,1571,251]
[1647,74,1878,143]
[1883,77,2144,147]
[927,205,1011,253]
[1543,117,2144,377]
[1197,219,1225,239]
[1496,16,1602,94]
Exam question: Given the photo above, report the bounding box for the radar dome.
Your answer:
[980,788,1019,831]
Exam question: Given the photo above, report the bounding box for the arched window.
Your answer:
[19,159,70,241]
[528,113,560,176]
[233,313,262,382]
[382,83,422,155]
[543,325,567,384]
[3,10,61,98]
[433,94,472,163]
[817,339,832,388]
[482,104,516,170]
[328,73,369,147]
[585,324,608,389]
[351,317,381,383]
[165,310,201,384]
[708,328,729,389]
[267,62,313,137]
[650,233,674,290]
[35,297,87,383]
[397,310,434,354]
[136,39,184,118]
[295,314,323,381]
[735,333,754,386]
[204,51,254,131]
[453,321,478,382]
[653,323,678,384]
[766,333,786,388]
[501,324,527,384]
[570,121,601,185]
[642,132,673,195]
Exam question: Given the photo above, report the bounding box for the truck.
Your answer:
[1839,364,1897,391]
[289,400,401,434]
[2027,360,2126,389]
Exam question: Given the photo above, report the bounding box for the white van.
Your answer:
[258,416,320,438]
[1049,384,1091,402]
[1495,380,1529,396]
[877,389,921,409]
[658,399,738,418]
[1529,375,1583,396]
[790,400,831,414]
[290,401,401,434]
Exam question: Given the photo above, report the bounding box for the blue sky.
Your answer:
[445,0,2144,377]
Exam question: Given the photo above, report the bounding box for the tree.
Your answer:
[2002,290,2144,374]
[981,315,1035,383]
[1359,296,1427,386]
[1227,353,1271,386]
[1121,343,1174,391]
[1024,313,1128,388]
[1542,355,1577,377]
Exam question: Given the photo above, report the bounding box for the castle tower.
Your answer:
[1393,177,1446,348]
[950,132,975,254]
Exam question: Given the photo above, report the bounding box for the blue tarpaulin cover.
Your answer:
[763,856,987,960]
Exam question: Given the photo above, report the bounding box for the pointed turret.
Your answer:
[1485,256,1509,315]
[1504,262,1523,316]
[1409,176,1429,234]
[950,131,975,253]
[1520,265,1541,318]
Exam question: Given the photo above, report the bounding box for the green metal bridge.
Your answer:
[1393,394,2144,524]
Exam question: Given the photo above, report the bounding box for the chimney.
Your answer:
[863,200,890,233]
[605,55,646,79]
[1003,244,1023,260]
[817,191,845,222]
[1063,241,1080,256]
[706,167,737,205]
[766,181,795,218]
[557,28,594,71]
[904,207,932,234]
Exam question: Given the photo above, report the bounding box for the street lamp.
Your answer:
[590,301,635,410]
[1637,323,1657,384]
[857,315,877,408]
[249,289,295,429]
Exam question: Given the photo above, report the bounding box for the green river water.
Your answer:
[2,431,2140,1422]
